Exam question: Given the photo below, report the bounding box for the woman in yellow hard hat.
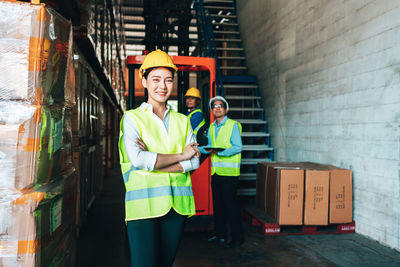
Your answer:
[118,49,200,267]
[184,87,205,138]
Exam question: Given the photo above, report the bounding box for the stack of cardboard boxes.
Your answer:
[0,1,77,266]
[256,162,352,226]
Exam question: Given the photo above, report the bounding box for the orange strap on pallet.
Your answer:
[18,239,40,254]
[0,238,39,255]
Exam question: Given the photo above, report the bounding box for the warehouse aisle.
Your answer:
[76,168,400,267]
[75,168,129,267]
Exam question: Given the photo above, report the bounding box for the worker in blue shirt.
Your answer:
[199,96,244,248]
[184,87,205,138]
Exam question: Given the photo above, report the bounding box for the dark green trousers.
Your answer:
[126,209,186,267]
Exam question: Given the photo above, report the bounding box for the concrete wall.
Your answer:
[236,0,400,250]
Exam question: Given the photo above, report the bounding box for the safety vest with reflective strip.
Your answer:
[187,108,205,137]
[118,108,196,221]
[210,118,242,176]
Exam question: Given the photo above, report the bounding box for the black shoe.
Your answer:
[207,235,225,243]
[225,240,244,248]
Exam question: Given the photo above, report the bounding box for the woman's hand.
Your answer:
[192,144,201,158]
[181,142,200,160]
[136,138,147,151]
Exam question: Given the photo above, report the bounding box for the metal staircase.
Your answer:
[195,0,274,196]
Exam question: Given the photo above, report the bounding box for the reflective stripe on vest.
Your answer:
[210,118,242,176]
[118,108,196,221]
[126,185,193,201]
[187,109,205,136]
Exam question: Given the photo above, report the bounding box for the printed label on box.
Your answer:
[287,183,298,208]
[313,186,324,210]
[335,186,346,209]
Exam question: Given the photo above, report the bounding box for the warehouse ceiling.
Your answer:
[121,0,198,56]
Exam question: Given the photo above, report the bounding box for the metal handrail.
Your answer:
[193,0,224,97]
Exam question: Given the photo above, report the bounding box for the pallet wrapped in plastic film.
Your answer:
[0,0,75,107]
[0,102,74,190]
[0,0,76,189]
[0,170,78,267]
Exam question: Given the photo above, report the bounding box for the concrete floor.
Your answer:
[76,168,400,267]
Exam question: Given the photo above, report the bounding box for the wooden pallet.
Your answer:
[244,207,355,236]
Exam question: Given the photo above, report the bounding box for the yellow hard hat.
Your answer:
[184,87,201,100]
[139,49,178,79]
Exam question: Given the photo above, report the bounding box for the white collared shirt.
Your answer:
[123,102,199,172]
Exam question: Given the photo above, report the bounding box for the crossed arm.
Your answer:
[123,115,200,173]
[136,138,200,172]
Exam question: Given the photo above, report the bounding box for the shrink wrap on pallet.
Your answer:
[0,0,74,106]
[0,103,41,189]
[0,171,77,267]
[0,102,74,190]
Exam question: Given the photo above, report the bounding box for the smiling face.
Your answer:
[211,100,227,119]
[142,67,174,105]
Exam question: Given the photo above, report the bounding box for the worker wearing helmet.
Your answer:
[119,49,200,267]
[184,87,205,138]
[199,96,244,248]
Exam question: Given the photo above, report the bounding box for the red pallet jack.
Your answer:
[244,206,355,236]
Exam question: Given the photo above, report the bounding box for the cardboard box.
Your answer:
[302,163,353,224]
[256,162,269,211]
[277,168,304,225]
[262,162,352,226]
[328,168,352,223]
[303,170,330,225]
[265,166,278,219]
[264,163,306,220]
[256,162,294,212]
[266,166,304,225]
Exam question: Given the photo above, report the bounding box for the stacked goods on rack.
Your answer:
[71,2,126,222]
[256,162,353,226]
[70,59,105,227]
[79,0,127,101]
[0,1,77,266]
[0,172,77,266]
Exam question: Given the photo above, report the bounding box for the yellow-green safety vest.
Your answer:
[210,118,242,176]
[118,107,196,221]
[187,108,205,137]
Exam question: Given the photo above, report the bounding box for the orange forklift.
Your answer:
[126,54,217,216]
